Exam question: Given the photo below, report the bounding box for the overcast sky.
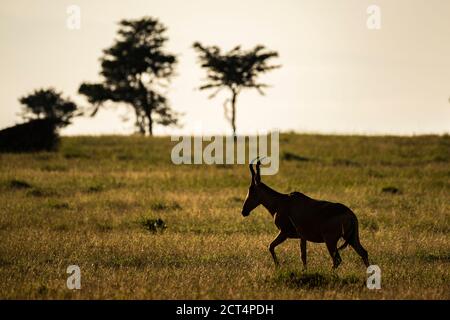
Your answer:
[1,0,449,136]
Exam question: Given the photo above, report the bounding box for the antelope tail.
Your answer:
[337,216,357,251]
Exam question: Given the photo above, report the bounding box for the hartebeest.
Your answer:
[242,159,370,269]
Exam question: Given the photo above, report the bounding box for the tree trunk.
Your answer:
[134,108,146,135]
[231,91,237,136]
[147,113,153,136]
[142,105,153,136]
[138,80,153,136]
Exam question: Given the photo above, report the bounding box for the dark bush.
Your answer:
[282,151,311,162]
[150,200,181,211]
[382,186,400,194]
[140,217,167,233]
[0,119,59,152]
[8,179,32,189]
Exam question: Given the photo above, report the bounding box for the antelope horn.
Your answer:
[249,156,264,181]
[250,156,266,165]
[250,157,259,165]
[257,156,266,164]
[255,156,266,184]
[249,158,256,179]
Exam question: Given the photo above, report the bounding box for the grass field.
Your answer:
[0,133,449,299]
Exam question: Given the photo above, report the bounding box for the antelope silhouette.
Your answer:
[242,159,370,269]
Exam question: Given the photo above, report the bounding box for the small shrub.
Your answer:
[37,284,48,295]
[53,223,70,231]
[150,200,181,211]
[41,164,68,172]
[117,154,135,161]
[139,217,167,233]
[63,150,90,159]
[418,252,450,263]
[274,271,360,289]
[26,188,57,197]
[48,201,70,210]
[87,184,104,193]
[8,179,32,189]
[382,186,400,194]
[332,158,360,166]
[282,152,310,162]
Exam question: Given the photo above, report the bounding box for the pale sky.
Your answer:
[1,0,449,136]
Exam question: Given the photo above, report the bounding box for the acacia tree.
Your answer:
[19,88,78,128]
[193,42,279,135]
[79,17,179,135]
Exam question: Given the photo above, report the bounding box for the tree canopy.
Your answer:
[79,17,179,135]
[193,42,280,135]
[19,88,78,128]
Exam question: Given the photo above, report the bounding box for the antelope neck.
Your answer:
[256,183,286,216]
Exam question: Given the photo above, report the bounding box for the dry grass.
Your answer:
[0,134,449,299]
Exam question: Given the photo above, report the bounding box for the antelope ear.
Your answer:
[255,160,261,184]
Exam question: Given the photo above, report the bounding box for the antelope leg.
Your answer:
[350,241,370,268]
[300,238,307,270]
[269,232,287,267]
[325,239,342,269]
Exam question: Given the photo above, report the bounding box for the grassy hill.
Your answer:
[0,133,449,299]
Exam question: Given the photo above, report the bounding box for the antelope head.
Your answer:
[242,158,263,217]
